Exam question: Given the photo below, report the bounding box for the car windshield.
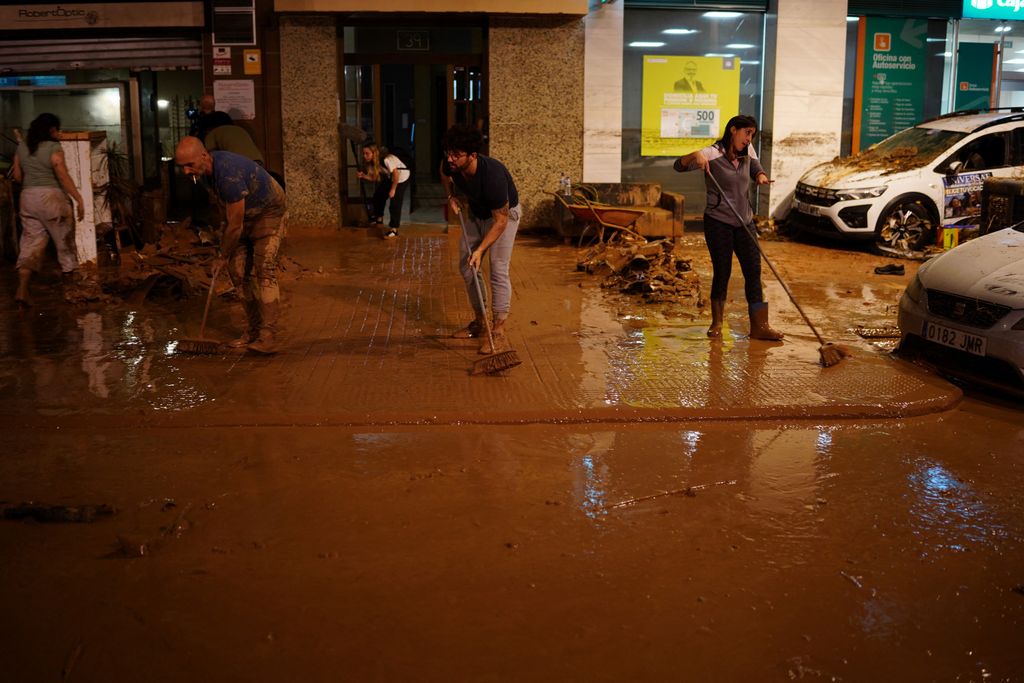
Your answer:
[871,126,966,159]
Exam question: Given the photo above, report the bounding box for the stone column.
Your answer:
[280,15,341,227]
[489,15,585,229]
[761,0,849,219]
[583,1,623,183]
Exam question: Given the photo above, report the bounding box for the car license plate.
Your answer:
[923,321,987,356]
[794,199,820,216]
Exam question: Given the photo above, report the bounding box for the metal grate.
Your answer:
[795,182,839,207]
[926,290,1012,329]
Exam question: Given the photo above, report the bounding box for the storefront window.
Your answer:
[622,8,764,215]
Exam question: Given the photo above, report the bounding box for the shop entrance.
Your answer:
[341,23,485,225]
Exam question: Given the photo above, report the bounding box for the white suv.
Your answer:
[789,110,1024,256]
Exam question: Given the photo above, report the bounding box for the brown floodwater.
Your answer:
[1,227,1021,680]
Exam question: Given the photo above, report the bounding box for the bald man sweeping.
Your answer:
[175,136,287,354]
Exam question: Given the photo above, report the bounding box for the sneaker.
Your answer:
[452,319,484,339]
[383,228,398,239]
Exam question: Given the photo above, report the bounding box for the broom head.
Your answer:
[819,342,853,368]
[177,338,221,355]
[472,349,522,375]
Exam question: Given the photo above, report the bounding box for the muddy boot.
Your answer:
[452,315,486,339]
[229,298,263,349]
[479,318,510,355]
[748,302,784,341]
[14,268,31,308]
[707,299,725,338]
[247,299,280,354]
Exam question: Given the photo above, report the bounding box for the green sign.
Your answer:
[955,42,995,110]
[963,0,1024,21]
[858,17,928,149]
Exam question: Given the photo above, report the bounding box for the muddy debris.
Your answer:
[576,238,704,305]
[854,325,901,339]
[3,502,116,523]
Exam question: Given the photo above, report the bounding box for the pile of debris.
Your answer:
[576,238,704,305]
[100,220,314,303]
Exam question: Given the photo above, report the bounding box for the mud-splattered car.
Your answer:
[790,110,1024,257]
[898,223,1024,395]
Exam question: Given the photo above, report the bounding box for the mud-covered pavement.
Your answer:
[2,226,1022,681]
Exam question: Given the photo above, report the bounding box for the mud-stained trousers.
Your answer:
[227,212,287,341]
[16,187,78,273]
[458,204,520,321]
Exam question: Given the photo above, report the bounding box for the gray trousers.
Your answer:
[16,187,78,273]
[459,204,520,320]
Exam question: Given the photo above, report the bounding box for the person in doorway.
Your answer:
[10,113,85,308]
[356,143,409,238]
[190,94,233,142]
[674,114,783,341]
[174,136,287,354]
[204,122,286,191]
[439,123,521,355]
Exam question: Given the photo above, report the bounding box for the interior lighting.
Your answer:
[662,28,698,35]
[846,16,860,22]
[157,99,169,108]
[995,25,1012,32]
[1003,58,1024,64]
[704,11,741,19]
[725,43,756,49]
[743,60,761,66]
[630,41,665,47]
[704,52,736,58]
[938,52,952,57]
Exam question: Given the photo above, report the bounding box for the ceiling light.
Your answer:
[662,28,697,35]
[630,42,665,48]
[995,25,1012,32]
[703,11,741,19]
[846,16,860,22]
[704,53,735,58]
[742,61,761,66]
[1002,58,1024,64]
[157,99,169,108]
[937,52,952,57]
[725,43,756,49]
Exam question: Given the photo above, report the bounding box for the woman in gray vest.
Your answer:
[11,113,85,307]
[674,114,783,341]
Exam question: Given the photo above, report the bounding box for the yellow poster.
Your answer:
[641,55,741,156]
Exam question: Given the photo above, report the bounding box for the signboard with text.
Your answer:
[955,42,996,111]
[855,17,928,151]
[640,55,740,157]
[963,0,1024,21]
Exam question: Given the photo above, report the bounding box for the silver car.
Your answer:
[898,223,1024,394]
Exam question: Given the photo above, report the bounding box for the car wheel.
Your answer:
[875,199,935,257]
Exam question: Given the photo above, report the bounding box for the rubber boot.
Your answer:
[247,298,280,354]
[707,299,725,338]
[748,302,784,341]
[14,268,31,308]
[228,298,262,349]
[479,317,510,355]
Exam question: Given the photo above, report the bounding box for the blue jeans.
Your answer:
[459,204,520,319]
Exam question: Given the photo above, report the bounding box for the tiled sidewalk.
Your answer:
[0,226,960,427]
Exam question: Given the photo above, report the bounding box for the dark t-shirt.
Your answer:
[443,154,519,220]
[211,151,286,220]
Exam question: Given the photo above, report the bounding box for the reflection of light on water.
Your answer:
[815,429,833,456]
[908,459,1001,556]
[77,312,110,398]
[579,454,607,518]
[681,430,701,459]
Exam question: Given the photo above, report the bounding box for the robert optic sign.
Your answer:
[963,0,1024,19]
[1,2,203,29]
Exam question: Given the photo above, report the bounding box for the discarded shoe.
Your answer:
[874,263,905,275]
[383,228,398,239]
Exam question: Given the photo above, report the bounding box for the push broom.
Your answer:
[456,209,522,375]
[705,171,851,368]
[177,264,222,355]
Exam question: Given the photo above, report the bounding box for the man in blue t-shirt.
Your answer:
[440,124,521,355]
[175,136,287,354]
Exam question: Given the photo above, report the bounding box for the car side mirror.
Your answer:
[946,160,963,176]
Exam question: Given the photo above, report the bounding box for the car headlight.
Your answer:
[904,273,924,304]
[835,186,888,201]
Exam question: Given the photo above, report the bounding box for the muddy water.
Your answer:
[2,407,1023,681]
[1,230,1019,679]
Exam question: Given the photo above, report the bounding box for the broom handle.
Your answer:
[705,170,827,347]
[198,263,220,338]
[456,208,497,350]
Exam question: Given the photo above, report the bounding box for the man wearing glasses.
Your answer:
[440,123,521,355]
